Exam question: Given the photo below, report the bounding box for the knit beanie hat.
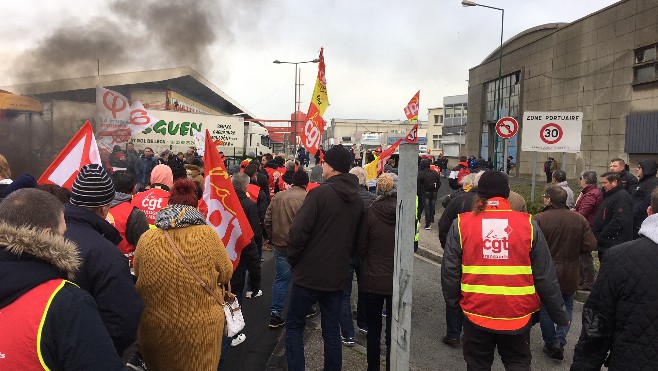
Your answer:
[2,173,37,198]
[292,169,309,186]
[150,164,174,189]
[477,171,510,199]
[70,164,115,207]
[324,144,351,173]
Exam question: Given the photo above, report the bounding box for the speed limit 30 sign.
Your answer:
[521,112,582,153]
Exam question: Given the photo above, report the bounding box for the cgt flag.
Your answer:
[377,138,403,174]
[404,91,420,123]
[199,130,254,269]
[38,121,102,189]
[301,47,329,156]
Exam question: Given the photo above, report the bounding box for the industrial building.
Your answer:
[466,0,658,177]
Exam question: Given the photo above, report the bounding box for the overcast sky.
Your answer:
[0,0,620,122]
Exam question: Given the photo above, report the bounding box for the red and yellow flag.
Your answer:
[301,48,329,156]
[404,91,420,123]
[377,138,403,174]
[199,130,254,270]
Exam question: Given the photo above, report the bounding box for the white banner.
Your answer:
[95,86,158,153]
[521,111,583,153]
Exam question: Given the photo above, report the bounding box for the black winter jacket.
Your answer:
[64,204,143,356]
[288,173,364,291]
[358,194,397,295]
[593,186,633,251]
[438,189,477,247]
[618,169,639,192]
[418,161,440,194]
[236,188,263,242]
[357,186,377,212]
[571,214,658,371]
[630,160,658,239]
[0,222,126,370]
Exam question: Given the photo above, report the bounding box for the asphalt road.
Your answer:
[222,249,281,371]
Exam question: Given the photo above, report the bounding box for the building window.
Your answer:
[433,135,439,139]
[634,44,658,84]
[484,71,521,121]
[434,115,439,124]
[433,140,441,148]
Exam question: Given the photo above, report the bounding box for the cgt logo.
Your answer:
[481,219,513,259]
[0,351,5,359]
[141,193,164,211]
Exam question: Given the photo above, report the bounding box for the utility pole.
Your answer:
[391,141,417,369]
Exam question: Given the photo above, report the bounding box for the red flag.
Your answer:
[38,121,102,189]
[377,139,403,174]
[404,124,419,144]
[199,130,254,269]
[404,91,420,122]
[301,48,329,156]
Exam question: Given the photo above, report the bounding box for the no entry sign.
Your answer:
[521,112,582,152]
[495,117,519,139]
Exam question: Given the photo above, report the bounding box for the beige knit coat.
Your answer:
[134,224,233,371]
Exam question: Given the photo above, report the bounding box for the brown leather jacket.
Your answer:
[264,186,307,249]
[533,205,597,294]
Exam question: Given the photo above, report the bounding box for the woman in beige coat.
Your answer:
[135,179,233,371]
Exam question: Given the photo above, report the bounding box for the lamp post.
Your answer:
[462,0,504,171]
[273,58,320,155]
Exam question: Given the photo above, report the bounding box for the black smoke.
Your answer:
[13,0,241,82]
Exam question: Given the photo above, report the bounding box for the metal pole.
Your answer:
[495,8,505,171]
[531,151,538,203]
[292,63,298,156]
[503,137,509,174]
[391,142,417,370]
[561,152,567,171]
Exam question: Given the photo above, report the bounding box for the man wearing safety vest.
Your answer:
[441,170,568,370]
[0,189,125,369]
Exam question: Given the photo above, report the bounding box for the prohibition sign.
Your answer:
[540,123,563,144]
[495,117,519,139]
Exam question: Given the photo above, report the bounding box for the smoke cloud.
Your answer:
[13,0,240,83]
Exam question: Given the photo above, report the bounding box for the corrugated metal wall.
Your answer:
[625,111,658,154]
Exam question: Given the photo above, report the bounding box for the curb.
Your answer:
[265,328,287,370]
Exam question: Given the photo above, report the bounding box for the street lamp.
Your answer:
[273,58,320,155]
[462,0,504,172]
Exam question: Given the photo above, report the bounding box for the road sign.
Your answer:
[521,112,583,152]
[495,117,519,139]
[539,123,563,144]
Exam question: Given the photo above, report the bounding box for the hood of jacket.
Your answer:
[639,213,658,244]
[0,222,80,308]
[639,159,658,179]
[325,173,360,203]
[110,192,132,207]
[155,204,207,230]
[64,204,122,246]
[184,164,201,177]
[371,194,397,225]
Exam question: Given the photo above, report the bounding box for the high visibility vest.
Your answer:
[132,188,170,226]
[246,183,261,201]
[457,197,540,331]
[307,182,320,192]
[107,201,137,268]
[0,279,68,370]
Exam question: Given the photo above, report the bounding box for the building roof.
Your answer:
[0,66,258,121]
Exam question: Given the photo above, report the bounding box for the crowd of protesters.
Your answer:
[1,143,658,371]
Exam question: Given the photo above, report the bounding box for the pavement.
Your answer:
[259,178,593,370]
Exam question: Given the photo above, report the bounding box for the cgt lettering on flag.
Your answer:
[404,91,420,123]
[199,129,254,269]
[301,47,330,156]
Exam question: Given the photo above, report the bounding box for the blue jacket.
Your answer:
[64,204,143,356]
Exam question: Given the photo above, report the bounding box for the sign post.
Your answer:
[521,111,583,201]
[495,116,519,174]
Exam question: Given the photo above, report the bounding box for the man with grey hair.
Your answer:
[574,170,603,290]
[0,189,127,369]
[275,160,297,194]
[438,171,482,345]
[552,169,574,208]
[533,185,596,359]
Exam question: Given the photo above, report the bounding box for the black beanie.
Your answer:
[477,171,510,199]
[70,164,116,207]
[324,144,351,173]
[292,169,309,186]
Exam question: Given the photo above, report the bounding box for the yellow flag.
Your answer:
[364,155,379,181]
